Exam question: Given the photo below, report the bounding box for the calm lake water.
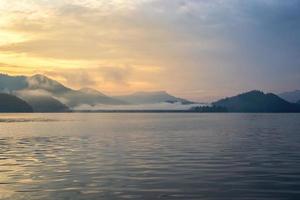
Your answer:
[0,113,300,200]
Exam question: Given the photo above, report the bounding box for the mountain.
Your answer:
[27,74,71,94]
[297,100,300,105]
[278,90,300,103]
[18,94,70,112]
[0,73,71,95]
[0,74,195,108]
[213,90,300,113]
[62,88,126,107]
[0,74,28,92]
[0,74,126,109]
[26,75,126,107]
[0,93,33,112]
[114,91,194,105]
[79,88,107,96]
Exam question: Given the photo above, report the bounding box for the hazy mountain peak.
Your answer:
[27,74,70,93]
[79,88,106,96]
[114,91,194,105]
[29,74,60,85]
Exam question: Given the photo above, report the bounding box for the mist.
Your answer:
[74,102,208,111]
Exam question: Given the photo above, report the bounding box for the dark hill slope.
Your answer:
[19,95,69,112]
[0,93,33,112]
[213,90,300,113]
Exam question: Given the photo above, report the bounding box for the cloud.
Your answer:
[0,0,230,61]
[0,0,300,101]
[44,68,97,89]
[100,66,132,84]
[43,66,139,89]
[15,89,52,97]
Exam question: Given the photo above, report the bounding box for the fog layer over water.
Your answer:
[0,113,300,200]
[73,103,208,111]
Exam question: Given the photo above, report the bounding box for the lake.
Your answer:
[0,113,300,200]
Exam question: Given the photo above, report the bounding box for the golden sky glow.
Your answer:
[0,0,167,96]
[0,0,299,101]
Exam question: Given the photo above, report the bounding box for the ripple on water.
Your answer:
[0,113,300,200]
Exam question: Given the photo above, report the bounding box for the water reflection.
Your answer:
[0,113,300,199]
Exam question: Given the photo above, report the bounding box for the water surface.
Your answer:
[0,113,300,200]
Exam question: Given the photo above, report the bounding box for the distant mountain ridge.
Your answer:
[3,74,297,113]
[0,74,126,109]
[26,74,126,107]
[213,90,300,113]
[278,90,300,103]
[0,74,195,112]
[79,88,107,96]
[114,91,194,105]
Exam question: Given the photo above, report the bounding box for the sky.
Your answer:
[0,0,299,101]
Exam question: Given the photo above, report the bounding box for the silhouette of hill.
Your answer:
[0,93,33,112]
[19,95,70,112]
[213,90,300,113]
[278,90,300,103]
[114,91,194,105]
